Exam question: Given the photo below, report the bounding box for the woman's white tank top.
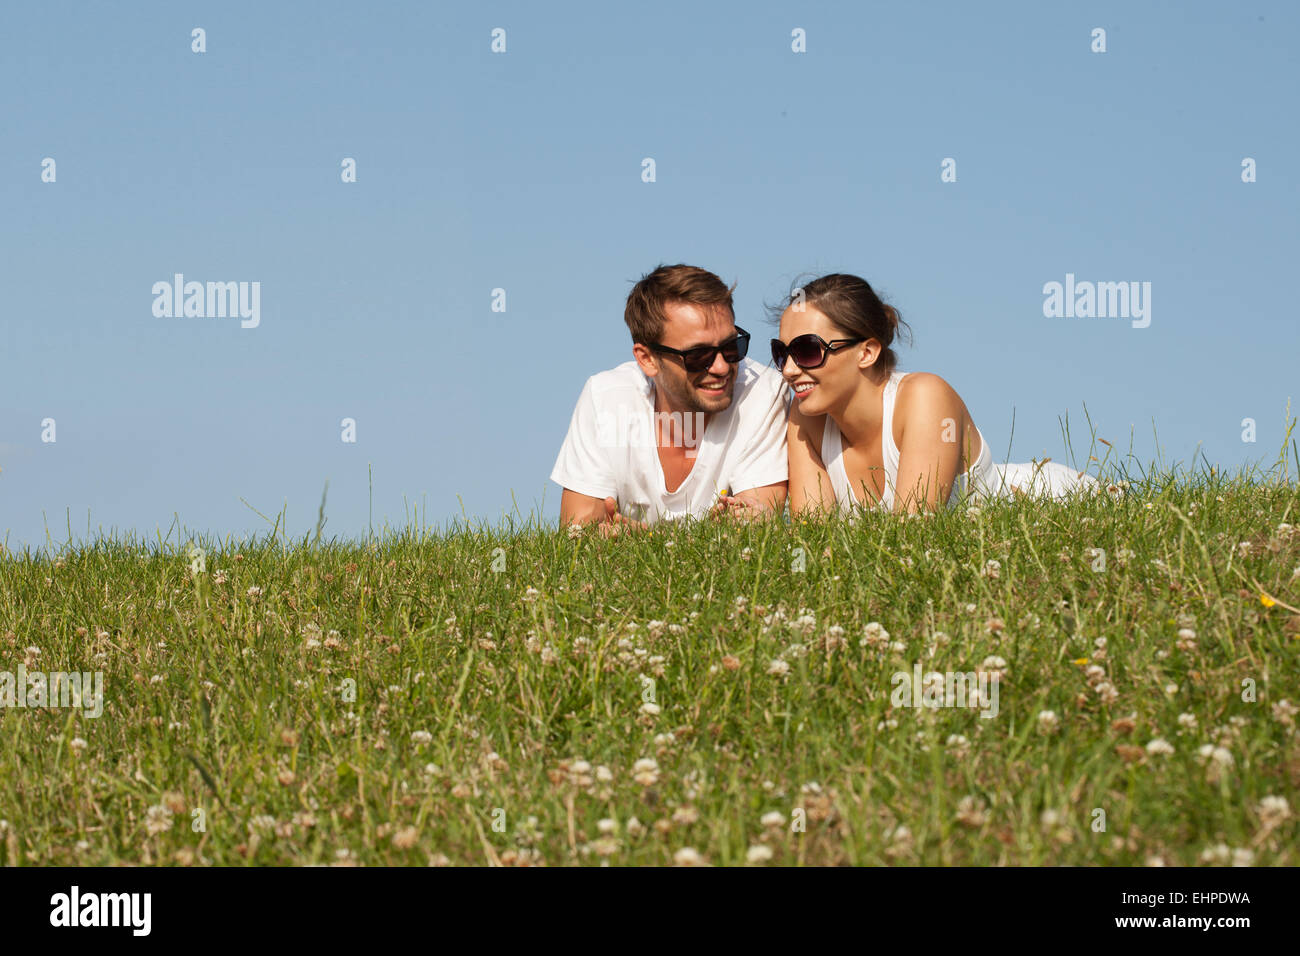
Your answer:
[819,370,997,512]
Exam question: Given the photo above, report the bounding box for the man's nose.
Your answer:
[708,350,731,376]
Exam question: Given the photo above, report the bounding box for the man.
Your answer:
[552,264,788,530]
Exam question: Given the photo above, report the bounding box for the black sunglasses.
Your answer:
[770,333,864,371]
[648,327,750,373]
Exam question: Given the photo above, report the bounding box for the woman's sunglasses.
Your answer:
[648,327,750,374]
[770,333,865,371]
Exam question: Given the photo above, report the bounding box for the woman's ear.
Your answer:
[857,338,883,370]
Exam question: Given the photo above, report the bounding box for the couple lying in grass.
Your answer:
[552,263,1097,533]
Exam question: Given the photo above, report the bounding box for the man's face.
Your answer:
[636,301,739,414]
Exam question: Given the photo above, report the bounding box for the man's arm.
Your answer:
[552,378,629,528]
[719,366,791,519]
[560,490,647,534]
[560,488,608,526]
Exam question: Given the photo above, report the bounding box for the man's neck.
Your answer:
[652,388,709,454]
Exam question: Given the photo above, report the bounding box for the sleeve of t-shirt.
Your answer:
[550,378,619,500]
[729,374,789,493]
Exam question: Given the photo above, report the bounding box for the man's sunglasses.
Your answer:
[770,333,865,371]
[648,327,750,373]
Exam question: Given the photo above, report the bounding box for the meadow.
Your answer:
[1,460,1297,866]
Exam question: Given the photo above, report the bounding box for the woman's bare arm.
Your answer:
[891,373,975,514]
[786,401,838,516]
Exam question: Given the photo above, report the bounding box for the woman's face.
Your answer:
[776,305,872,417]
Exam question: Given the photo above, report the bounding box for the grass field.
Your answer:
[2,463,1298,866]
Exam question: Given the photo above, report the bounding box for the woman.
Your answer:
[775,273,1097,515]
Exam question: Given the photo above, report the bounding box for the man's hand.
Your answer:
[708,483,787,522]
[596,496,648,537]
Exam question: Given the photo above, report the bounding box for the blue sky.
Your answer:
[2,0,1296,551]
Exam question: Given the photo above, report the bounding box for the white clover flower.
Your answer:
[860,622,890,648]
[673,847,706,866]
[411,730,433,746]
[523,587,540,602]
[1145,738,1175,756]
[766,659,790,677]
[246,586,262,598]
[1257,796,1290,828]
[639,701,661,716]
[887,824,912,845]
[1196,744,1233,768]
[671,806,699,826]
[1037,710,1060,735]
[144,805,174,836]
[760,811,785,828]
[1199,843,1231,865]
[954,795,988,828]
[632,758,659,786]
[981,559,1002,579]
[746,845,774,864]
[1177,712,1198,730]
[979,655,1008,680]
[597,818,618,835]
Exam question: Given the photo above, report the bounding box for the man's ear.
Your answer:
[633,343,659,378]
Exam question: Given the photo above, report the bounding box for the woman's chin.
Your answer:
[792,388,826,415]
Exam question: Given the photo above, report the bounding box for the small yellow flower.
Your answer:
[1260,593,1276,608]
[1073,657,1089,666]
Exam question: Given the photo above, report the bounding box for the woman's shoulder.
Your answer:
[892,371,972,442]
[894,371,964,409]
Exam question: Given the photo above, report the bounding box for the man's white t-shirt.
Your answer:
[551,357,789,524]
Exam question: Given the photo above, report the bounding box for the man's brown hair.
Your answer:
[624,264,737,345]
